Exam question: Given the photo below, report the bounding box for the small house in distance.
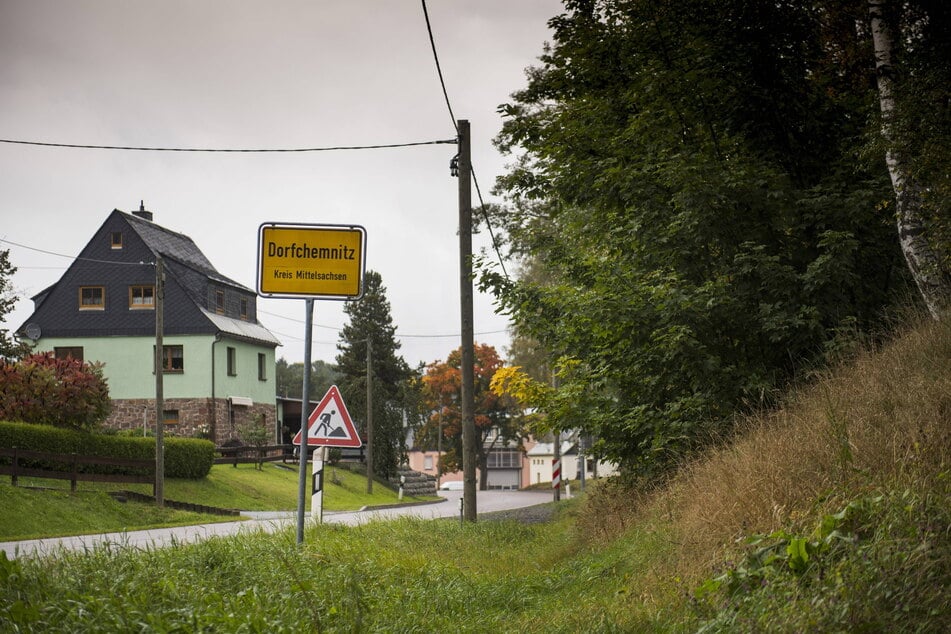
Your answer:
[17,205,281,444]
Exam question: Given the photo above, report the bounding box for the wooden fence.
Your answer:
[214,444,296,467]
[0,447,154,493]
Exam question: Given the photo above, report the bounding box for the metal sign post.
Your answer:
[295,299,314,543]
[256,222,366,545]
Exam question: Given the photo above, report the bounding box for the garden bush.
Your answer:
[0,421,214,479]
[0,353,111,431]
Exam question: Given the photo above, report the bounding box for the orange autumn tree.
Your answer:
[419,343,524,490]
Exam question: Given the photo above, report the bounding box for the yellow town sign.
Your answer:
[257,223,366,300]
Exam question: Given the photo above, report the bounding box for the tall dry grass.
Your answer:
[579,314,951,588]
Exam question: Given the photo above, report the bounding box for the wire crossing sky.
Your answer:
[0,0,561,366]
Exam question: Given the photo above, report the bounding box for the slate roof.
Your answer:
[18,208,280,347]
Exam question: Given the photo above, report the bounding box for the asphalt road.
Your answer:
[1,489,554,560]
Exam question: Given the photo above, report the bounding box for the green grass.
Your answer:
[1,463,435,541]
[0,484,232,541]
[1,317,948,632]
[0,502,611,633]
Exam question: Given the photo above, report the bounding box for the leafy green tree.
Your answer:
[482,0,915,475]
[0,249,31,360]
[335,271,412,480]
[503,258,557,384]
[0,352,111,431]
[275,358,340,399]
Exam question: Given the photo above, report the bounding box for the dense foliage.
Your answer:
[481,0,928,474]
[0,421,214,479]
[335,271,413,480]
[274,358,340,400]
[0,352,112,431]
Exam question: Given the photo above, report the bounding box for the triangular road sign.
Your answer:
[292,385,363,448]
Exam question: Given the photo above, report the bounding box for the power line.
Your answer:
[421,0,458,132]
[258,308,341,332]
[0,237,152,267]
[0,137,456,153]
[420,0,509,280]
[259,307,507,339]
[4,235,511,341]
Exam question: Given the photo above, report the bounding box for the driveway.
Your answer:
[1,489,554,560]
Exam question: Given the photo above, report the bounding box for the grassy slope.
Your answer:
[0,464,431,541]
[573,315,951,630]
[1,317,947,632]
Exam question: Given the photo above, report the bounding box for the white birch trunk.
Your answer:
[869,0,950,319]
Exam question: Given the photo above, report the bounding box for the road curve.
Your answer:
[1,489,554,560]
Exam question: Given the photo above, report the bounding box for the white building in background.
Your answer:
[526,433,618,486]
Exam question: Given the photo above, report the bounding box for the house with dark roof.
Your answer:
[17,205,281,444]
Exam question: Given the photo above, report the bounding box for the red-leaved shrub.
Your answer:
[0,352,111,431]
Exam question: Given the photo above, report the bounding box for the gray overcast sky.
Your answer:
[0,0,561,367]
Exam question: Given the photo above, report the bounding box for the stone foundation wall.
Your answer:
[104,398,276,445]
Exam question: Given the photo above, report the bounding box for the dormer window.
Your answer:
[111,232,123,249]
[239,298,249,320]
[79,286,105,310]
[215,290,225,314]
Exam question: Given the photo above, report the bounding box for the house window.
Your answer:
[424,455,434,470]
[129,285,155,309]
[239,298,249,320]
[111,232,123,249]
[162,409,180,425]
[79,286,105,310]
[215,290,225,314]
[257,353,267,381]
[156,345,184,373]
[54,347,84,362]
[227,347,237,376]
[487,449,521,469]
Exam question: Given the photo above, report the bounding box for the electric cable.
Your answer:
[0,138,456,153]
[0,237,153,267]
[258,307,507,339]
[420,0,509,280]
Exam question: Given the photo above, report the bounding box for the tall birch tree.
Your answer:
[869,0,951,318]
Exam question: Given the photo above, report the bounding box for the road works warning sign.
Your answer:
[292,385,363,448]
[257,223,366,300]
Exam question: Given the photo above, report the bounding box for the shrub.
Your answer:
[164,437,215,479]
[0,353,111,431]
[693,487,951,632]
[237,414,271,471]
[0,421,214,479]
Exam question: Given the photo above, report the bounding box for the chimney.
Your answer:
[132,200,153,222]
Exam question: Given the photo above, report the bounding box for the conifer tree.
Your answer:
[335,270,411,480]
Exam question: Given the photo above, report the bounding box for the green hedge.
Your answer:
[0,421,214,479]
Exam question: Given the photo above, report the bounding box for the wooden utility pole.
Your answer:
[154,255,165,507]
[366,338,374,494]
[457,119,477,522]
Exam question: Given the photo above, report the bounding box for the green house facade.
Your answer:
[17,206,281,444]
